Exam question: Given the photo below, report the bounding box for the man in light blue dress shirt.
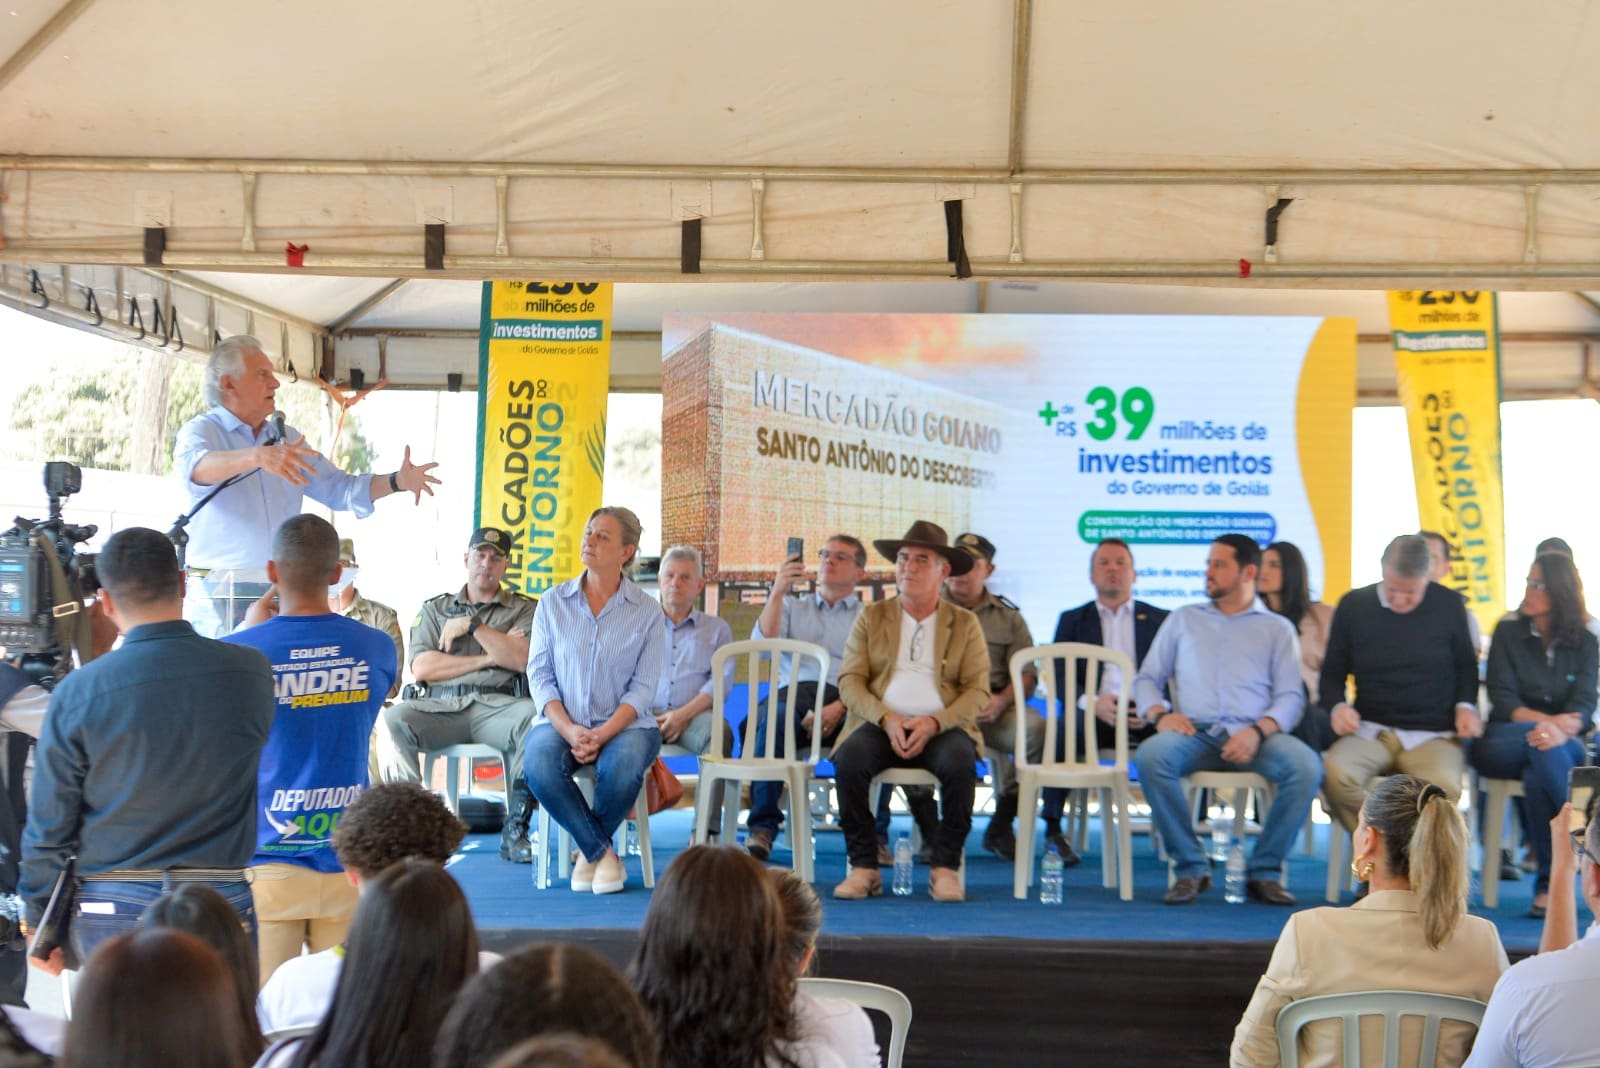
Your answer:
[174,336,441,578]
[652,546,735,756]
[1132,534,1320,906]
[745,535,868,861]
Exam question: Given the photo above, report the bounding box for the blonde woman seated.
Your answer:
[1231,775,1508,1068]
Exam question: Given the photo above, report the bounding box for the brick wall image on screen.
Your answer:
[663,322,1011,581]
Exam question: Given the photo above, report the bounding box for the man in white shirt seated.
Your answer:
[1467,806,1600,1068]
[256,782,493,1033]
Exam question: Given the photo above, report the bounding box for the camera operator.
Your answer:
[0,660,46,1006]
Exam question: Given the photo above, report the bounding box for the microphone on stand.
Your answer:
[264,411,287,446]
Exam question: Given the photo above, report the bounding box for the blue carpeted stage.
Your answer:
[454,806,1542,1066]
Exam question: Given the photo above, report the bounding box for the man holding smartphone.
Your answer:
[745,534,868,861]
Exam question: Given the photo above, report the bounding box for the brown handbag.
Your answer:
[631,757,684,818]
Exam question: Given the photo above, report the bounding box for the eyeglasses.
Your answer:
[909,621,925,662]
[817,549,858,564]
[1569,830,1598,865]
[1527,579,1548,592]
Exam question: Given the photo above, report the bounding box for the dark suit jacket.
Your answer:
[1051,599,1169,708]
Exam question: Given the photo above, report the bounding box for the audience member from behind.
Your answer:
[632,845,847,1068]
[485,1034,630,1068]
[142,884,266,1062]
[525,507,664,895]
[433,943,657,1068]
[1231,775,1508,1068]
[1472,553,1598,919]
[1259,541,1337,752]
[770,869,881,1068]
[262,860,480,1068]
[1466,804,1600,1068]
[257,782,470,1034]
[225,514,399,984]
[1318,534,1481,843]
[21,527,275,969]
[63,928,253,1068]
[0,1012,50,1068]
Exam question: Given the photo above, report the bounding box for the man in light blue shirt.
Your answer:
[653,546,735,755]
[745,535,867,861]
[1133,534,1319,906]
[1466,810,1600,1068]
[174,335,441,574]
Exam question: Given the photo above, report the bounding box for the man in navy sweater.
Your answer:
[1319,534,1481,834]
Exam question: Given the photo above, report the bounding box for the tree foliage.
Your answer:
[7,347,372,474]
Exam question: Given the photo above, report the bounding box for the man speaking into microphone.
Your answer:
[174,336,441,627]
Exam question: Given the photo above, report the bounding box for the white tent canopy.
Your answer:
[4,1,1600,392]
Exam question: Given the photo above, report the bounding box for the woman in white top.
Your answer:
[631,845,847,1068]
[770,868,882,1068]
[257,859,479,1068]
[1231,775,1508,1067]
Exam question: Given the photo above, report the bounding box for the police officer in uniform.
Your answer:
[382,527,539,862]
[942,532,1045,861]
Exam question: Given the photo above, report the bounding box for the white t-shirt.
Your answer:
[3,1006,64,1057]
[257,947,502,1034]
[880,610,944,719]
[793,990,880,1068]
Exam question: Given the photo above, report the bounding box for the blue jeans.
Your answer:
[72,876,256,964]
[1133,725,1323,881]
[524,724,661,863]
[1470,721,1585,894]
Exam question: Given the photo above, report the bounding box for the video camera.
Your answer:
[0,462,99,688]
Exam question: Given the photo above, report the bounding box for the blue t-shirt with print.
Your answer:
[224,613,398,872]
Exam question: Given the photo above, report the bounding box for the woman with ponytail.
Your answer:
[1230,775,1509,1068]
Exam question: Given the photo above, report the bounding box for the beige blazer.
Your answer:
[835,597,990,754]
[1231,890,1508,1068]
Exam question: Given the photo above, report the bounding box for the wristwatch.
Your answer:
[465,618,481,638]
[388,471,401,493]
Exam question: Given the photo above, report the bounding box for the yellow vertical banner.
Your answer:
[476,281,612,596]
[1387,290,1506,632]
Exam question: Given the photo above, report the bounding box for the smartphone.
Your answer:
[1569,766,1600,831]
[786,536,804,562]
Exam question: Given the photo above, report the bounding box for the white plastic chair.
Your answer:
[1275,989,1487,1068]
[421,742,507,813]
[1175,771,1277,884]
[798,977,913,1068]
[1469,772,1525,908]
[869,766,965,892]
[694,639,829,881]
[1010,643,1135,901]
[534,765,654,889]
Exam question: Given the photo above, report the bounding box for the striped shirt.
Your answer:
[655,609,735,711]
[528,574,664,732]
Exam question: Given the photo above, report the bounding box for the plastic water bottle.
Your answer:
[1040,844,1065,905]
[892,832,914,896]
[1210,806,1231,862]
[1224,838,1247,904]
[625,819,640,857]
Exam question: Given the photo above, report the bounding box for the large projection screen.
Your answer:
[663,313,1354,641]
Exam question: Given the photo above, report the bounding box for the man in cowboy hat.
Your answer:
[832,520,991,903]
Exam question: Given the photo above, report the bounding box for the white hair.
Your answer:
[661,544,704,579]
[204,335,264,407]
